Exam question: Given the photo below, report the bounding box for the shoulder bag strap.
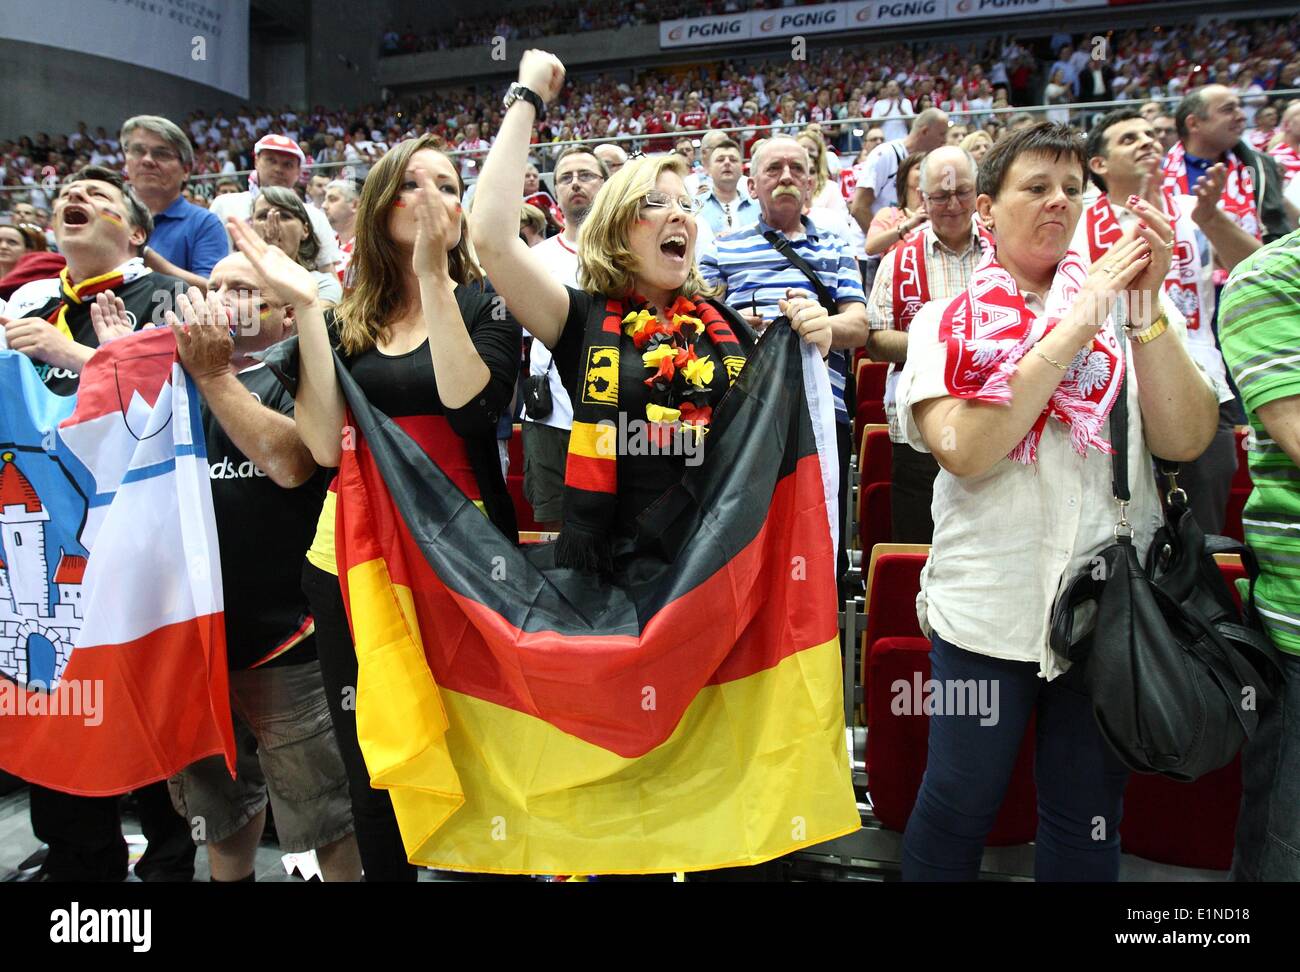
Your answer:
[760,229,839,316]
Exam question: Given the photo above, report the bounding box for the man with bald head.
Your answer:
[850,108,949,236]
[165,249,359,882]
[864,145,984,543]
[592,142,628,177]
[1270,100,1300,188]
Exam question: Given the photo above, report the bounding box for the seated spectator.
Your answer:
[520,202,547,246]
[865,151,928,257]
[0,223,62,300]
[593,142,628,176]
[0,223,32,280]
[250,187,343,308]
[960,129,993,163]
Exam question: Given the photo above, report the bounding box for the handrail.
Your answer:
[2,88,1296,201]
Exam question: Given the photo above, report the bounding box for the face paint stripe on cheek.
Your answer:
[99,211,125,227]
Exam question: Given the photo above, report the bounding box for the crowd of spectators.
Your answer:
[3,16,1298,223]
[380,0,793,55]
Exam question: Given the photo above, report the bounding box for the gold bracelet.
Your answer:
[1035,348,1068,371]
[1130,312,1169,345]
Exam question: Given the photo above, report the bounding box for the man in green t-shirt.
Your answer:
[1219,226,1300,882]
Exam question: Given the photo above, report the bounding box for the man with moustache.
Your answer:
[700,135,868,587]
[865,146,986,543]
[1081,108,1254,532]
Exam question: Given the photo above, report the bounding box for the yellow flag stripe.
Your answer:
[346,556,860,875]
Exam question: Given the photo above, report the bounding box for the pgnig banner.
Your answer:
[660,0,1126,48]
[0,0,249,98]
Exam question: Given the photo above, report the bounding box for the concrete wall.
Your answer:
[0,38,250,140]
[251,38,309,109]
[306,0,385,110]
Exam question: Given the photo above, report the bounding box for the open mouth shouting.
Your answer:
[660,233,689,262]
[60,204,92,228]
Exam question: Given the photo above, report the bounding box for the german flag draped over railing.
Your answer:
[335,319,859,875]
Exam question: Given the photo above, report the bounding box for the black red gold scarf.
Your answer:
[557,293,745,572]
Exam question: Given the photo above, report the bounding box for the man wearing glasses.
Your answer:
[519,146,610,529]
[119,115,228,291]
[865,146,984,543]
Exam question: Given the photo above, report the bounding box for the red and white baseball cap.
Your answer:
[254,133,306,165]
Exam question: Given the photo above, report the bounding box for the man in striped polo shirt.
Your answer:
[699,134,868,588]
[1219,226,1300,881]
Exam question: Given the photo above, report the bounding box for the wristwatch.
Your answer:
[503,83,546,119]
[1129,311,1169,345]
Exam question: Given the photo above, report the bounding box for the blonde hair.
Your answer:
[576,154,720,301]
[334,135,483,356]
[960,130,993,156]
[798,127,830,199]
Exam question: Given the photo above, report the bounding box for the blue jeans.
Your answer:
[1232,651,1300,881]
[901,635,1131,881]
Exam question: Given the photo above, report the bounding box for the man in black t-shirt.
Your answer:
[2,165,187,396]
[162,252,360,882]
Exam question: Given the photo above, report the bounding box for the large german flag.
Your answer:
[335,320,858,875]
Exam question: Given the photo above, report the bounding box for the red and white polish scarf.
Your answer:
[938,245,1124,465]
[891,219,995,332]
[1161,143,1260,284]
[1078,193,1205,330]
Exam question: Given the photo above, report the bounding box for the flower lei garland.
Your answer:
[622,295,717,442]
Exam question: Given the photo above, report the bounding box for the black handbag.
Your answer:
[1049,357,1284,782]
[522,339,555,420]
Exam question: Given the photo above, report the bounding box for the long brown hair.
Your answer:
[335,134,483,355]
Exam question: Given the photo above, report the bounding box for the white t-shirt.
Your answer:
[853,138,909,216]
[871,98,913,142]
[522,234,581,431]
[209,189,342,272]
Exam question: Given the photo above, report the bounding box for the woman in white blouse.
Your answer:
[896,123,1218,881]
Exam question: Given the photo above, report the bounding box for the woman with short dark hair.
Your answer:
[895,123,1219,881]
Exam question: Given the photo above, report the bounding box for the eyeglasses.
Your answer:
[641,190,701,215]
[556,170,603,186]
[922,189,976,207]
[125,144,182,164]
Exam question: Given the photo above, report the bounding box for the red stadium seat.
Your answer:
[856,360,888,401]
[859,425,892,488]
[858,481,892,556]
[1233,426,1252,490]
[1222,426,1253,542]
[1119,553,1247,871]
[507,424,544,535]
[1120,757,1242,871]
[860,546,1036,844]
[853,399,887,449]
